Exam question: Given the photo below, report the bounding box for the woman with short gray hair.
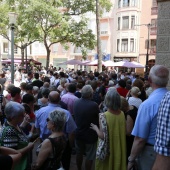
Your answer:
[0,101,34,170]
[91,87,126,170]
[32,109,67,170]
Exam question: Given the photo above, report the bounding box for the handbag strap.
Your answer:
[99,112,107,133]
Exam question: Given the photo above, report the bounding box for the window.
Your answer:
[53,43,58,53]
[151,19,157,27]
[130,39,134,52]
[152,0,157,7]
[117,39,120,52]
[3,42,8,53]
[75,47,81,53]
[118,0,121,8]
[123,0,129,7]
[101,40,108,53]
[131,0,137,7]
[150,39,156,53]
[62,47,68,53]
[122,16,129,29]
[131,16,135,29]
[118,17,120,30]
[121,39,128,52]
[100,22,108,34]
[151,39,156,48]
[151,19,157,35]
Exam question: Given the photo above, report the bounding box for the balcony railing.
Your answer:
[150,47,156,54]
[151,7,158,15]
[150,27,157,35]
[123,3,129,7]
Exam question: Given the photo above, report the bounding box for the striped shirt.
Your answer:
[154,91,170,156]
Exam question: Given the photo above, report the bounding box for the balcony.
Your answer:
[151,7,158,15]
[150,47,156,54]
[150,27,157,35]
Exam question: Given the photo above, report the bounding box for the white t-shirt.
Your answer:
[127,96,142,109]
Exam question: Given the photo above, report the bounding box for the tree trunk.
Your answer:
[21,46,24,67]
[46,48,51,70]
[96,0,102,73]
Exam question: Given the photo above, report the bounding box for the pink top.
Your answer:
[61,92,78,115]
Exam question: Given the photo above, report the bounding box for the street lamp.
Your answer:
[135,23,151,73]
[8,12,17,84]
[24,37,28,73]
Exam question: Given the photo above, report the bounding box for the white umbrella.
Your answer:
[104,60,115,67]
[131,61,145,68]
[85,59,105,66]
[113,61,145,68]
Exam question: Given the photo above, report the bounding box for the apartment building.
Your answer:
[139,0,157,69]
[114,0,157,70]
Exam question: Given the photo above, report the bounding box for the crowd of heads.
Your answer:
[1,64,169,126]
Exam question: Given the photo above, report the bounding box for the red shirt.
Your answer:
[117,87,129,98]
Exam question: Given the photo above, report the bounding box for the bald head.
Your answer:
[48,91,60,104]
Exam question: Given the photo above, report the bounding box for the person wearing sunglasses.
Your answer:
[32,109,66,170]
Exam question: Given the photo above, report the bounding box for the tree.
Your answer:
[4,0,97,69]
[96,0,112,72]
[0,2,39,66]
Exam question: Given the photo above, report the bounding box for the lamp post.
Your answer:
[8,12,17,84]
[135,23,151,73]
[24,37,28,73]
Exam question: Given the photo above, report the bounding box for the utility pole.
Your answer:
[135,23,151,73]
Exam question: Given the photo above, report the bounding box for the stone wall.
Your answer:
[156,0,170,89]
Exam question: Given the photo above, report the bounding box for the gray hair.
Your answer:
[5,101,25,121]
[49,109,66,132]
[104,87,121,110]
[108,80,115,87]
[33,86,39,92]
[81,85,93,99]
[130,86,141,96]
[149,65,169,87]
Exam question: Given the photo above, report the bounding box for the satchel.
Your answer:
[96,112,109,161]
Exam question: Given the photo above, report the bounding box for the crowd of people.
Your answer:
[0,64,169,170]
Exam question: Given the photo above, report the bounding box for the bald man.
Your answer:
[35,91,77,170]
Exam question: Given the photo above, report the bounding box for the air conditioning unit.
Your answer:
[100,31,108,35]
